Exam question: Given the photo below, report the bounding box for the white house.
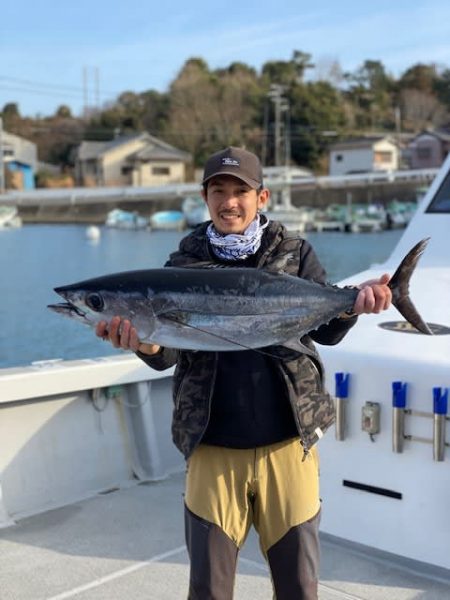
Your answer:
[328,136,399,176]
[75,133,191,187]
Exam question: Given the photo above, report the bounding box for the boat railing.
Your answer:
[0,355,182,527]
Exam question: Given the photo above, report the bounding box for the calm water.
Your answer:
[0,225,403,369]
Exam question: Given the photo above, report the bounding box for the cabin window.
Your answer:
[374,151,392,164]
[152,166,170,175]
[335,154,343,162]
[121,166,133,175]
[426,169,450,213]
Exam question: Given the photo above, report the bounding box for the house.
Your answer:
[2,131,38,190]
[328,136,399,176]
[74,133,191,187]
[408,130,450,169]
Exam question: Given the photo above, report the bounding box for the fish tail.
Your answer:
[388,238,432,335]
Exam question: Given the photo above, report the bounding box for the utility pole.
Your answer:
[95,67,100,110]
[267,84,284,166]
[83,66,88,116]
[0,117,5,194]
[267,84,290,167]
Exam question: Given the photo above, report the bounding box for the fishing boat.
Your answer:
[181,195,210,227]
[105,208,148,230]
[0,205,22,228]
[0,160,449,597]
[150,210,186,231]
[318,155,450,571]
[348,203,386,233]
[264,181,316,232]
[313,205,346,232]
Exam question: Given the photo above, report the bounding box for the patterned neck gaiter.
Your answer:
[206,215,269,261]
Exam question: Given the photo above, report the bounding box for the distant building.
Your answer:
[74,133,191,187]
[328,136,399,176]
[408,130,450,169]
[2,131,38,190]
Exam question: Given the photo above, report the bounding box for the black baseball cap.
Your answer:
[202,146,263,189]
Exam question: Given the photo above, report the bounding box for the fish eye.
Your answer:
[86,293,104,312]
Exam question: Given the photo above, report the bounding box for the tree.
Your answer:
[343,60,395,130]
[166,57,262,163]
[399,64,438,93]
[399,89,448,131]
[1,102,21,130]
[2,102,20,118]
[313,58,344,88]
[433,68,450,111]
[55,105,72,118]
[288,81,346,168]
[292,51,314,82]
[262,51,314,86]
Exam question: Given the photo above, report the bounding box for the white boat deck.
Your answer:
[1,471,448,600]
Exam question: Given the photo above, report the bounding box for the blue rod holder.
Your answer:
[433,387,448,415]
[335,372,350,398]
[392,381,407,408]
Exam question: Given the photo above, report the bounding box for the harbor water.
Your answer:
[0,225,403,369]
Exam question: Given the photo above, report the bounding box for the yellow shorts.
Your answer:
[185,438,320,554]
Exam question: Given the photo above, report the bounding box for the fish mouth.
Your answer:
[47,302,87,319]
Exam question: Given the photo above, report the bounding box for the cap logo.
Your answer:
[221,157,240,167]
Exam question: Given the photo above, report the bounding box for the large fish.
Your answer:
[48,239,432,353]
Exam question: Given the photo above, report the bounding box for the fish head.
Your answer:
[48,280,156,340]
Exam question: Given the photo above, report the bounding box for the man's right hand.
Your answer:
[95,317,161,356]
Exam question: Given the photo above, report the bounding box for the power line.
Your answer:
[0,75,122,97]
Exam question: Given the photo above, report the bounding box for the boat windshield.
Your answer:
[426,170,450,213]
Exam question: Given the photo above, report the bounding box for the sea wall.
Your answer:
[7,178,428,224]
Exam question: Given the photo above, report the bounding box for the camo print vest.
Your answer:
[147,220,337,459]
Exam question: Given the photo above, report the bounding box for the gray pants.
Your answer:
[185,504,321,600]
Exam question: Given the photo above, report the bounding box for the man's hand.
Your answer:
[352,273,392,315]
[95,317,161,356]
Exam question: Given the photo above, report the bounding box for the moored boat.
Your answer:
[105,208,148,230]
[150,210,186,231]
[0,206,22,228]
[182,196,210,227]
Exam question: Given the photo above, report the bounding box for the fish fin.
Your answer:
[389,238,433,335]
[282,338,317,357]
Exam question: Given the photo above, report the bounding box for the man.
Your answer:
[96,147,391,599]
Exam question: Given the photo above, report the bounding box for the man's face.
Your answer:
[202,175,269,235]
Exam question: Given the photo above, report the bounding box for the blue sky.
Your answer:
[1,0,450,117]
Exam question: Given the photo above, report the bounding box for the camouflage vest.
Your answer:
[169,221,336,458]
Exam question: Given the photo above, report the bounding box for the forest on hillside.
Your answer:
[3,51,450,174]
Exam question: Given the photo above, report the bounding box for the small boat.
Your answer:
[150,210,186,231]
[0,206,22,228]
[182,196,210,227]
[263,205,315,233]
[349,204,386,233]
[264,183,316,233]
[385,199,417,229]
[313,206,346,232]
[105,208,148,230]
